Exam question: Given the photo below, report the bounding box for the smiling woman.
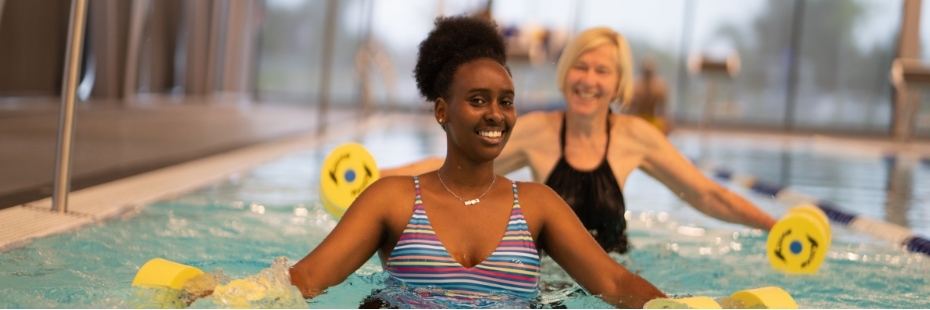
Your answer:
[286,15,667,308]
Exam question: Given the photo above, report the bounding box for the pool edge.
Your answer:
[0,113,398,253]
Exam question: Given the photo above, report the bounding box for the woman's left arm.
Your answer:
[629,118,776,230]
[523,183,667,308]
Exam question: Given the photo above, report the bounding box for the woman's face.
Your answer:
[436,58,516,163]
[563,44,619,117]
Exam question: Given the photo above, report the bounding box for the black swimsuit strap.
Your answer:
[548,112,628,254]
[559,113,566,151]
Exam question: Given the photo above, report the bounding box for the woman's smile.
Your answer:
[477,128,505,144]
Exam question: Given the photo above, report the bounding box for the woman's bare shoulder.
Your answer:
[354,176,417,210]
[611,113,651,130]
[515,181,562,205]
[369,175,416,189]
[611,113,665,145]
[513,181,573,230]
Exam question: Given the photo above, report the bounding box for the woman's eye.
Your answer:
[471,98,486,105]
[501,99,514,107]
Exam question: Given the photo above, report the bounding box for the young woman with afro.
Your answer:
[288,15,667,308]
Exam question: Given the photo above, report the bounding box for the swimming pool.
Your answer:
[1,113,928,308]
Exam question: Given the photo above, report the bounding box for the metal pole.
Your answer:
[0,0,7,30]
[317,0,338,135]
[52,0,89,213]
[123,0,149,103]
[783,0,805,131]
[675,0,695,125]
[358,0,373,117]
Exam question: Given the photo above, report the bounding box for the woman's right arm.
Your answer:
[289,177,408,298]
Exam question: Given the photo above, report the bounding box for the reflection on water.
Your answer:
[884,155,916,228]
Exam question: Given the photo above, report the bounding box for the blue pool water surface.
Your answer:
[1,120,929,308]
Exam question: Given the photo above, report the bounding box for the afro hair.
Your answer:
[414,15,508,103]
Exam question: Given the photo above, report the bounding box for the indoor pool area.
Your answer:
[1,113,929,308]
[4,0,930,308]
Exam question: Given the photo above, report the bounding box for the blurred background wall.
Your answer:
[253,0,929,133]
[1,0,928,209]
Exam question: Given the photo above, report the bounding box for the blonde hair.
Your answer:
[555,27,634,105]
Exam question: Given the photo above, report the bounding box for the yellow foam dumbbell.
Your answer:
[644,296,721,309]
[644,286,798,309]
[767,204,831,274]
[786,204,832,246]
[132,258,204,290]
[728,286,798,309]
[319,143,379,219]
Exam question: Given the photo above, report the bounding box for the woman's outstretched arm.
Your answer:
[289,177,410,298]
[626,117,776,231]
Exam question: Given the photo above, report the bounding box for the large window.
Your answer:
[792,0,901,134]
[366,0,487,108]
[256,0,489,108]
[254,0,908,136]
[679,0,794,128]
[256,0,329,102]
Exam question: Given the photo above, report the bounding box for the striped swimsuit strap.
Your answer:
[385,176,541,299]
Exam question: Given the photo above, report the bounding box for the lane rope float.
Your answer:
[319,143,379,219]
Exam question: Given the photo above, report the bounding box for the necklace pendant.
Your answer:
[464,199,479,206]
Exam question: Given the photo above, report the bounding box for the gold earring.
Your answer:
[438,118,443,123]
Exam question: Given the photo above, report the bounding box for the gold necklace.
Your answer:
[436,169,496,205]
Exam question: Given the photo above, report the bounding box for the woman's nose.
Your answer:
[486,102,503,123]
[578,69,596,85]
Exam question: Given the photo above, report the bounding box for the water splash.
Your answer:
[191,257,307,308]
[182,268,233,304]
[127,287,186,308]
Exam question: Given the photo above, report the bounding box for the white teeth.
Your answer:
[479,131,502,138]
[579,92,596,99]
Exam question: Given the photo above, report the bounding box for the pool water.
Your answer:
[1,120,929,308]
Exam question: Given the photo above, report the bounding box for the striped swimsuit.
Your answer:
[385,176,541,300]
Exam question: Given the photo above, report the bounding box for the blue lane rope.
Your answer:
[700,161,930,257]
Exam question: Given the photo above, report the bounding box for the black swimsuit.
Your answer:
[544,114,629,254]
